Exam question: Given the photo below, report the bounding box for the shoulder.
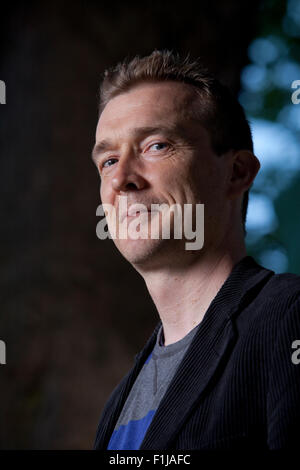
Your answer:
[238,268,300,336]
[235,268,300,376]
[265,270,300,291]
[248,270,300,345]
[258,270,300,309]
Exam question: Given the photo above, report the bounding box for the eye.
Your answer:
[148,142,169,152]
[102,158,118,169]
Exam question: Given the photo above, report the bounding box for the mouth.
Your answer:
[125,209,150,221]
[120,207,157,224]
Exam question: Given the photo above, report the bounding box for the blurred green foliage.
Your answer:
[241,0,300,273]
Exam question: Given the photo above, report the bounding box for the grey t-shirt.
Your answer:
[107,322,200,450]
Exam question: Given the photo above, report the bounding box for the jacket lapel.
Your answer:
[139,256,274,449]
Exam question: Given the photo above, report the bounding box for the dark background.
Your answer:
[0,0,299,449]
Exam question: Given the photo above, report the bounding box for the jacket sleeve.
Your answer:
[267,294,300,449]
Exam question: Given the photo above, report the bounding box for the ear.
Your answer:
[227,150,260,199]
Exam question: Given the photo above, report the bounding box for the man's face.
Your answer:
[93,81,230,270]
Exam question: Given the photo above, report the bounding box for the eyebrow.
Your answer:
[91,125,182,164]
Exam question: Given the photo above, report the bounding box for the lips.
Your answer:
[128,206,149,217]
[119,205,155,223]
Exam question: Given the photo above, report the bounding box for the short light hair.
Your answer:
[98,50,254,234]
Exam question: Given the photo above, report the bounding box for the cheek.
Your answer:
[99,181,104,200]
[100,182,111,206]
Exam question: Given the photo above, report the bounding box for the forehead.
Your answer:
[96,81,199,138]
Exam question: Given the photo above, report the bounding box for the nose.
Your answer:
[111,153,147,193]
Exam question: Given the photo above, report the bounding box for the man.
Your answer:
[92,50,300,450]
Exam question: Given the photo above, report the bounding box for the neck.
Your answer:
[135,238,247,346]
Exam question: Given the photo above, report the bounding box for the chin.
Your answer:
[109,214,186,267]
[115,237,166,266]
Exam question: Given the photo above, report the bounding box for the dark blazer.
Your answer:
[93,256,300,450]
